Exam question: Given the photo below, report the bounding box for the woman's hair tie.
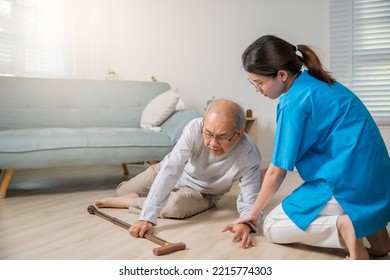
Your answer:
[295,44,303,58]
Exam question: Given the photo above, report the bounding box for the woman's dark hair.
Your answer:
[242,35,335,85]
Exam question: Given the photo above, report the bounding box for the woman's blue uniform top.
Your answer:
[272,70,390,238]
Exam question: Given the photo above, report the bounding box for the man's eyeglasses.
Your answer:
[247,75,273,90]
[202,130,237,143]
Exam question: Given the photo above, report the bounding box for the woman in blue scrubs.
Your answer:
[233,35,390,259]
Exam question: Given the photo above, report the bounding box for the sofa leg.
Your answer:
[121,163,129,175]
[0,169,15,198]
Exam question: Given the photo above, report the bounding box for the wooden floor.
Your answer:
[0,164,389,260]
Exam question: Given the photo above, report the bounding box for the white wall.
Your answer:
[108,0,330,166]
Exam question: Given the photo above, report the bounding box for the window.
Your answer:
[0,0,111,80]
[329,0,390,125]
[0,0,64,78]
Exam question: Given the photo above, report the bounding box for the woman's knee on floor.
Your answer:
[262,205,293,243]
[263,215,279,242]
[263,216,299,244]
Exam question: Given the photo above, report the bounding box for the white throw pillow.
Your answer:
[175,98,186,111]
[140,89,180,131]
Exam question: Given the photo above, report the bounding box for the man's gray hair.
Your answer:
[204,98,246,131]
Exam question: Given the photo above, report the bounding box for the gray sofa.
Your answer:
[0,76,201,198]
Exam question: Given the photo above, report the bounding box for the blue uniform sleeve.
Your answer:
[271,105,308,171]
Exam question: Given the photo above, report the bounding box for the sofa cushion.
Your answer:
[0,128,173,152]
[140,89,180,131]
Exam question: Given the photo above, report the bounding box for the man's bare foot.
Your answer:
[366,228,390,256]
[95,192,139,208]
[337,215,369,260]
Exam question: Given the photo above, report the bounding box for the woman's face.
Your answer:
[247,71,286,100]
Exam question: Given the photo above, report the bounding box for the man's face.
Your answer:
[202,112,239,157]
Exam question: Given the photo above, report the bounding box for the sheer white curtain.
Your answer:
[0,0,112,79]
[63,0,111,79]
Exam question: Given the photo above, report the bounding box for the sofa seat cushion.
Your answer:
[0,127,173,153]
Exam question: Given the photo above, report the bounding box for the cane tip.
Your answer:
[87,205,97,214]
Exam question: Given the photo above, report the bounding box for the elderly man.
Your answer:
[95,98,262,248]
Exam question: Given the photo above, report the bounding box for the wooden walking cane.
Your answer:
[87,205,186,256]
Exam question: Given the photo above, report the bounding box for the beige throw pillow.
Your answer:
[140,89,180,131]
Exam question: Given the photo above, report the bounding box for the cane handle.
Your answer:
[152,242,186,256]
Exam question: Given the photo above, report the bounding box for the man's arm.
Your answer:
[221,161,261,248]
[236,164,287,225]
[236,163,262,234]
[133,119,201,229]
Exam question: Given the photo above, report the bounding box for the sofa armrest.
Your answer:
[161,110,202,144]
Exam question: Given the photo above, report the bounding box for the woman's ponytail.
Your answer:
[297,44,335,85]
